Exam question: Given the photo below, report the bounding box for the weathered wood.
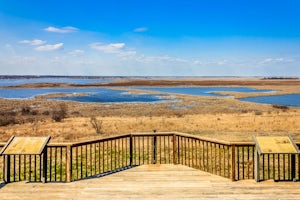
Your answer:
[255,148,260,182]
[129,135,133,166]
[153,136,157,164]
[42,149,47,183]
[1,132,300,183]
[4,155,10,183]
[66,145,72,183]
[292,154,296,180]
[2,165,300,200]
[231,145,236,181]
[173,134,177,164]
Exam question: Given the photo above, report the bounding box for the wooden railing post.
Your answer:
[291,154,296,181]
[130,135,133,166]
[153,135,157,164]
[4,155,10,183]
[231,145,236,181]
[42,149,48,183]
[173,134,177,164]
[2,155,4,181]
[66,145,72,183]
[254,147,260,182]
[178,136,180,164]
[298,154,300,181]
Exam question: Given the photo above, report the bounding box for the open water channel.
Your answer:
[0,78,299,107]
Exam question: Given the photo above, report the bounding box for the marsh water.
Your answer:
[0,87,166,103]
[239,94,300,107]
[0,77,110,86]
[134,87,274,97]
[0,77,299,107]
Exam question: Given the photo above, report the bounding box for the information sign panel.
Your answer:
[254,136,299,154]
[253,136,299,182]
[0,136,50,155]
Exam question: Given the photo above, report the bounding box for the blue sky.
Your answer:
[0,0,300,76]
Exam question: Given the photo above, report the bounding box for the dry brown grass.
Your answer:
[1,110,299,143]
[0,78,299,143]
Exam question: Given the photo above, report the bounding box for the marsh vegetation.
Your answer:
[0,77,299,143]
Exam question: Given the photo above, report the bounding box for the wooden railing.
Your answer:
[0,143,4,181]
[1,133,300,183]
[235,144,255,180]
[176,134,233,179]
[47,144,68,182]
[70,134,130,181]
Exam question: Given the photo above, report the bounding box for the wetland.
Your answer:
[0,76,299,143]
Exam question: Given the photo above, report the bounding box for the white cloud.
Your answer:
[207,59,229,65]
[134,27,148,32]
[69,49,85,55]
[71,60,96,66]
[118,50,137,57]
[19,39,47,46]
[133,55,190,66]
[191,59,231,66]
[259,57,294,65]
[35,43,64,51]
[90,42,137,58]
[192,60,203,65]
[90,42,125,53]
[44,26,78,33]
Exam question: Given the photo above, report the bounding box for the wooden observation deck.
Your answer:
[2,164,300,200]
[1,132,300,199]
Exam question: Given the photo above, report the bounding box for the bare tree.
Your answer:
[52,103,68,122]
[90,116,103,134]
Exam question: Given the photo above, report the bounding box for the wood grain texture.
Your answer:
[1,137,50,155]
[1,164,300,200]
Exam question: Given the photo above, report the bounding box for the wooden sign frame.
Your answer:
[253,136,299,155]
[0,136,51,183]
[253,136,300,182]
[0,136,50,155]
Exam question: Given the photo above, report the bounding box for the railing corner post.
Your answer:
[42,148,48,183]
[4,155,10,183]
[130,134,133,166]
[66,145,72,183]
[173,134,177,165]
[153,135,157,164]
[231,144,236,181]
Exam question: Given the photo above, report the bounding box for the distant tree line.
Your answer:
[262,77,299,80]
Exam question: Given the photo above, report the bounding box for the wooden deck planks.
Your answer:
[1,164,300,199]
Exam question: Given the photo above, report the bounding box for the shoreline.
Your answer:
[0,77,299,143]
[2,77,300,88]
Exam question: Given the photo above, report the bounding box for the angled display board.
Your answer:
[253,136,300,182]
[0,136,51,183]
[253,136,299,154]
[0,136,51,155]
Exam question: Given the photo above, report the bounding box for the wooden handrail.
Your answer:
[1,132,299,183]
[48,143,72,147]
[1,132,298,147]
[71,133,130,147]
